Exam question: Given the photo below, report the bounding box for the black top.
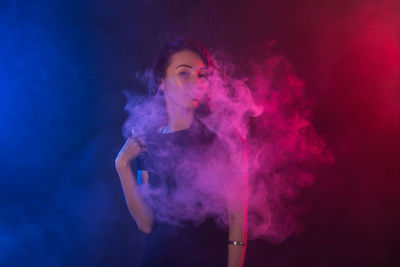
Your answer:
[137,116,229,267]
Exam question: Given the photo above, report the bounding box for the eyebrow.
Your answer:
[176,64,193,69]
[176,65,208,72]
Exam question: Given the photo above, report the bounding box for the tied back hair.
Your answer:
[148,37,215,97]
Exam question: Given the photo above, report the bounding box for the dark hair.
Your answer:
[149,37,214,96]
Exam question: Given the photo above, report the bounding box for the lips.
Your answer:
[190,91,205,99]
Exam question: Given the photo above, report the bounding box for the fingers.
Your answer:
[127,135,147,151]
[135,136,147,148]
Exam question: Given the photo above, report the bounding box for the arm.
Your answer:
[227,182,248,267]
[227,151,249,267]
[115,160,154,233]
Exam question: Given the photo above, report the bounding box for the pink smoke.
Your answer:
[122,47,333,243]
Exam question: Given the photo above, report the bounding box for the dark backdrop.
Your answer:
[1,0,399,266]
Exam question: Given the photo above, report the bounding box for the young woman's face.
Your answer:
[160,50,208,110]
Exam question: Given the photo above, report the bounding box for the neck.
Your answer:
[165,102,195,133]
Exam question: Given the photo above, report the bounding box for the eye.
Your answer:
[197,69,209,79]
[179,71,191,78]
[197,72,208,79]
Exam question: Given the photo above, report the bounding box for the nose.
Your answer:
[185,78,204,99]
[184,72,203,90]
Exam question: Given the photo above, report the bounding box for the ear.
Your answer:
[159,80,165,91]
[157,80,166,96]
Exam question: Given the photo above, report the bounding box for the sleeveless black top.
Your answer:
[137,116,229,267]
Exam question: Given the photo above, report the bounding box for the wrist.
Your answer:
[115,156,132,170]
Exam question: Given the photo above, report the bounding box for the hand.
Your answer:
[115,134,147,167]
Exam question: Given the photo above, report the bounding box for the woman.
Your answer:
[115,38,248,267]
